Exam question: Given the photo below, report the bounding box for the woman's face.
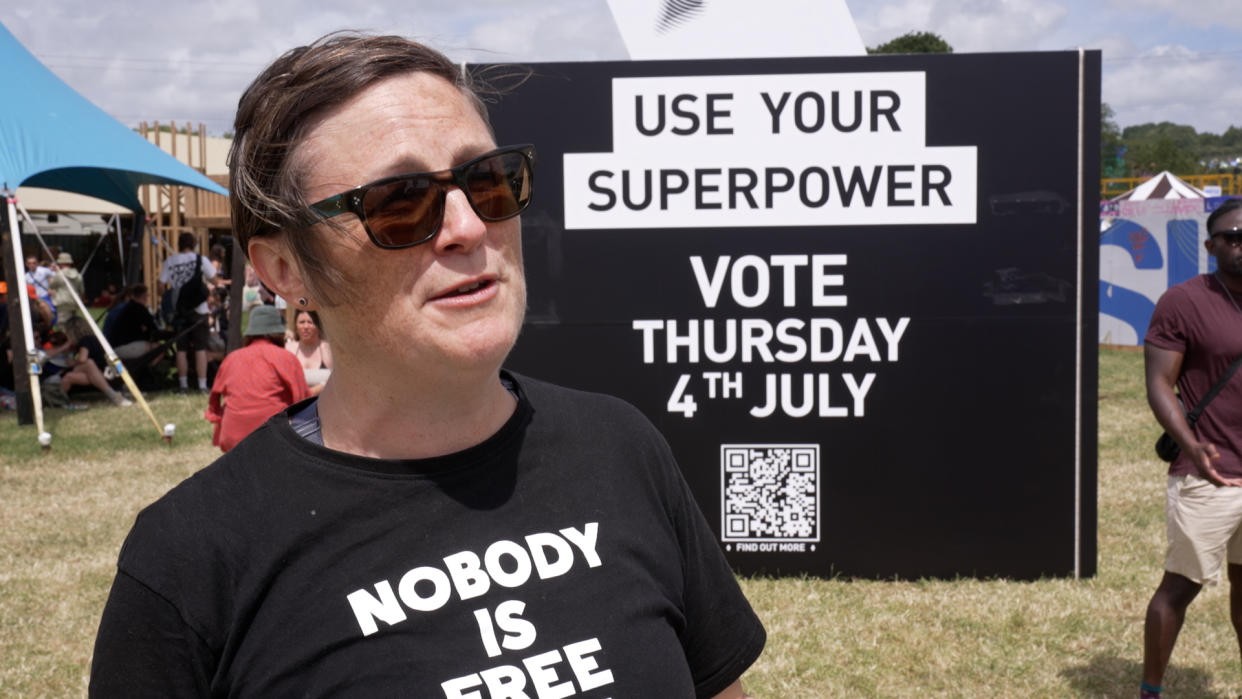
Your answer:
[295,71,526,377]
[296,312,319,343]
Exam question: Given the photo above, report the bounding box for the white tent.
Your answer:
[16,186,128,215]
[1109,171,1207,201]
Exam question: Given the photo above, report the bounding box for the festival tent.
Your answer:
[1109,171,1207,201]
[1099,174,1225,345]
[0,20,227,436]
[0,22,226,206]
[15,187,129,215]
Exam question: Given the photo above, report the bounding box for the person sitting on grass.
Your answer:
[103,284,159,362]
[204,305,309,452]
[43,321,131,408]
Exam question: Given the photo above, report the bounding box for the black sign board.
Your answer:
[493,51,1100,580]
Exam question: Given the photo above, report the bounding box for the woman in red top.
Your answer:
[205,305,309,452]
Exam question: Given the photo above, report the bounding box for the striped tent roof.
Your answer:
[1110,171,1207,201]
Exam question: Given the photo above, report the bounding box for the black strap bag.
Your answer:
[1155,353,1242,462]
[174,252,208,319]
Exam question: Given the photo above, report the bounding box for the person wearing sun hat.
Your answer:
[48,251,84,322]
[201,304,309,452]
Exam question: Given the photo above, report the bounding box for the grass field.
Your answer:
[1,347,1238,697]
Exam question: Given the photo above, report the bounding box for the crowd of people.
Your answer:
[3,237,332,427]
[1,250,129,411]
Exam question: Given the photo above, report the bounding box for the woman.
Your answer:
[285,308,332,393]
[204,305,310,452]
[45,317,131,407]
[91,33,763,698]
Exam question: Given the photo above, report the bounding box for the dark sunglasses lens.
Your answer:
[362,176,440,248]
[1222,232,1242,247]
[464,152,532,220]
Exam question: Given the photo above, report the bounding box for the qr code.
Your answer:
[720,445,819,542]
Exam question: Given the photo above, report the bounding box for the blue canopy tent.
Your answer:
[0,20,228,431]
[0,21,227,206]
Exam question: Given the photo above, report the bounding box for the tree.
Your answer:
[1122,136,1197,177]
[1121,122,1197,151]
[1101,103,1126,178]
[868,31,953,54]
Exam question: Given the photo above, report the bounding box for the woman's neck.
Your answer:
[314,360,514,460]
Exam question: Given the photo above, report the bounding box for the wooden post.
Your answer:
[170,122,181,236]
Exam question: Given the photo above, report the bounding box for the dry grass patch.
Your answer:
[4,349,1242,696]
[1,393,214,697]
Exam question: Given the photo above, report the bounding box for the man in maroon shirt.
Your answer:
[1141,197,1242,698]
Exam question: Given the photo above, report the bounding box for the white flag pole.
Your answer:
[4,192,46,443]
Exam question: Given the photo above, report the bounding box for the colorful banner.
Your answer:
[1099,196,1228,345]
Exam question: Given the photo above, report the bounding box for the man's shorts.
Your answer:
[175,313,211,353]
[1166,474,1242,585]
[113,340,152,360]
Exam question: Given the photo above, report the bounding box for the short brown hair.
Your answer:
[228,32,489,306]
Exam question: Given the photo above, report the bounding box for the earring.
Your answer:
[297,297,308,307]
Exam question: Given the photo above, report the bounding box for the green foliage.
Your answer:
[1103,108,1242,177]
[1124,135,1199,176]
[1101,104,1126,178]
[868,31,953,55]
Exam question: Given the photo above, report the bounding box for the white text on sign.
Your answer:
[564,72,977,229]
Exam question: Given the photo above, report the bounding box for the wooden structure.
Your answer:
[137,121,230,296]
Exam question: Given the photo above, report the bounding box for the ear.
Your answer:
[1206,236,1216,256]
[248,237,314,309]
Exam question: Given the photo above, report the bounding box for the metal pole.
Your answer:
[4,192,45,433]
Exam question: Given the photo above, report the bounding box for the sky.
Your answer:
[4,0,1241,137]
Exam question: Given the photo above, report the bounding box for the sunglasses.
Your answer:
[306,144,535,249]
[1211,227,1242,248]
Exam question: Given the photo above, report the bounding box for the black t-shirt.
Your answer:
[79,335,107,371]
[104,300,155,347]
[90,372,765,698]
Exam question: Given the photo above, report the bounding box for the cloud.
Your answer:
[1103,43,1242,133]
[8,0,1242,138]
[1117,0,1242,32]
[460,4,627,62]
[5,0,623,134]
[852,0,1069,52]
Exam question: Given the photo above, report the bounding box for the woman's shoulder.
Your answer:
[122,428,292,564]
[510,372,659,436]
[145,431,285,511]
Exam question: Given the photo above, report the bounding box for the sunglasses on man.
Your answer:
[1210,227,1242,249]
[306,144,536,249]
